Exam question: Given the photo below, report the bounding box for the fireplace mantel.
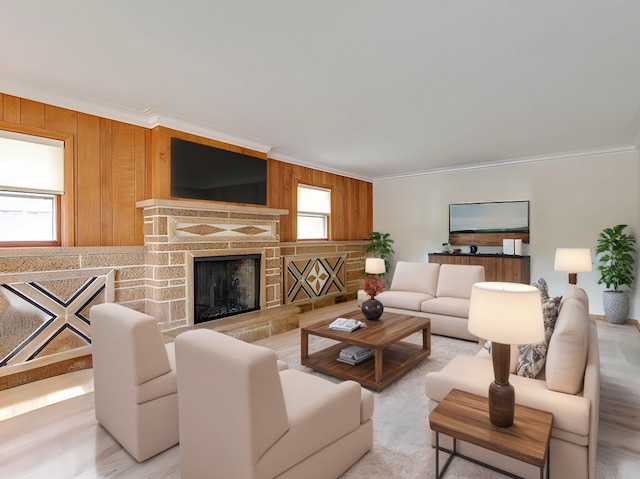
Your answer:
[136,198,288,216]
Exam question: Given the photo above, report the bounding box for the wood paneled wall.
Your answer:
[0,93,148,247]
[150,127,373,242]
[267,159,373,242]
[1,93,372,246]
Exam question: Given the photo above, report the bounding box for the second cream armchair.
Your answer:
[175,329,374,479]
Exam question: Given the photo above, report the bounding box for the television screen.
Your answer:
[170,138,267,206]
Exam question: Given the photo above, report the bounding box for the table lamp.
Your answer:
[365,257,385,275]
[554,248,592,284]
[467,282,544,427]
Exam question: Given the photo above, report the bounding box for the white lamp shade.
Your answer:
[365,258,386,275]
[554,248,593,273]
[468,282,544,345]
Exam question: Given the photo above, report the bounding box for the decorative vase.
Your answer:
[361,298,384,320]
[603,291,629,324]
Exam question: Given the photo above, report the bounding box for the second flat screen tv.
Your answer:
[170,138,267,206]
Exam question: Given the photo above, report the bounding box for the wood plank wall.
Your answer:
[149,127,373,242]
[0,93,373,246]
[268,159,373,242]
[0,93,148,247]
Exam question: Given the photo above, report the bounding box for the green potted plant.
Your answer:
[366,231,395,273]
[595,224,636,324]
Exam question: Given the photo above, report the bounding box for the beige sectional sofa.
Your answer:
[358,261,485,341]
[424,285,600,479]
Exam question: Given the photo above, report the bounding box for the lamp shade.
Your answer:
[554,248,593,273]
[365,258,385,275]
[468,282,544,345]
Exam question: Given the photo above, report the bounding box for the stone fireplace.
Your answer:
[137,199,287,330]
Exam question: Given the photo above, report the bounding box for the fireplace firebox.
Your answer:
[193,254,261,324]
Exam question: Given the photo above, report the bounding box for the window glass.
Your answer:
[0,192,57,242]
[297,184,331,240]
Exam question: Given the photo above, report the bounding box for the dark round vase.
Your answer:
[361,298,384,320]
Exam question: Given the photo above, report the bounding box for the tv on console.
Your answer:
[170,138,267,206]
[449,200,529,246]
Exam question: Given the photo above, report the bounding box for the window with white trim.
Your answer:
[297,184,331,240]
[0,130,64,245]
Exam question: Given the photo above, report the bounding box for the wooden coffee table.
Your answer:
[429,388,553,479]
[300,310,430,390]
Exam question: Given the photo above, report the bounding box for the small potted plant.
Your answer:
[595,224,636,324]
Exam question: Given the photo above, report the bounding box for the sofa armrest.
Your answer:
[258,374,364,478]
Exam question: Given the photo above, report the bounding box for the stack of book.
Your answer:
[337,345,375,365]
[328,318,366,332]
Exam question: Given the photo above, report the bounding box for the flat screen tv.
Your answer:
[170,138,267,206]
[449,200,529,246]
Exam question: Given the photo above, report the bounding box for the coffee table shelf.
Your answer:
[301,310,431,390]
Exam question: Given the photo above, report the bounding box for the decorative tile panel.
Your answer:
[283,255,346,304]
[170,217,276,242]
[0,270,114,367]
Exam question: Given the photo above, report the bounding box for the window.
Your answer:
[297,184,331,240]
[0,130,64,246]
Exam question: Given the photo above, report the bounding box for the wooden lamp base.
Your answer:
[489,342,515,427]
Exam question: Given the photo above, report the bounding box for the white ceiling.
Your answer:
[2,1,640,181]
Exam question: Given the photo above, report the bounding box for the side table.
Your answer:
[429,388,553,479]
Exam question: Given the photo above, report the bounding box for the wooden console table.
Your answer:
[429,389,553,479]
[429,253,530,284]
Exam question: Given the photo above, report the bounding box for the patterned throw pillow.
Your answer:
[516,278,561,378]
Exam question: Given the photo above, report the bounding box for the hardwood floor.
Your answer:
[1,301,639,478]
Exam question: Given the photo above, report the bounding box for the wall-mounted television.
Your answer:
[449,200,529,246]
[170,138,267,206]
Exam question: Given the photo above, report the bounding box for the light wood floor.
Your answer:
[1,301,639,478]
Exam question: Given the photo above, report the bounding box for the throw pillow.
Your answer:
[516,278,561,378]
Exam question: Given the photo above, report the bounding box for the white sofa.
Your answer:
[424,285,600,479]
[358,261,485,341]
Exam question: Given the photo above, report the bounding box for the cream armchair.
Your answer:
[175,329,374,479]
[90,303,179,462]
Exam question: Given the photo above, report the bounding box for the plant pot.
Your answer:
[361,298,384,320]
[602,291,629,324]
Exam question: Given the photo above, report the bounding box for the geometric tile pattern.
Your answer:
[174,220,274,241]
[0,276,107,367]
[283,255,346,304]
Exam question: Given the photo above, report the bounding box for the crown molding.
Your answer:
[0,79,273,155]
[373,145,638,182]
[267,150,374,182]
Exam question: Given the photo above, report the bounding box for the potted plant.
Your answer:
[366,231,395,273]
[595,224,636,324]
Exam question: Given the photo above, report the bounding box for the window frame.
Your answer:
[296,182,332,241]
[0,125,72,247]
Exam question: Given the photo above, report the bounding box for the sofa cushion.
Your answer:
[420,297,469,319]
[560,284,589,310]
[425,355,591,438]
[435,264,485,299]
[376,290,434,310]
[516,278,561,379]
[389,261,440,296]
[545,292,589,394]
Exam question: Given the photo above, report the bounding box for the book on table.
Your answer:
[337,345,375,365]
[328,318,366,332]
